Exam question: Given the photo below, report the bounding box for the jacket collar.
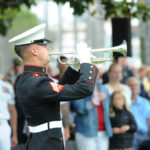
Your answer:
[24,65,46,74]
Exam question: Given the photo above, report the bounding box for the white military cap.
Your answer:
[9,23,51,46]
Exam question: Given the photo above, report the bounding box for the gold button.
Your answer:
[91,65,93,68]
[42,68,45,72]
[89,76,92,80]
[89,71,92,74]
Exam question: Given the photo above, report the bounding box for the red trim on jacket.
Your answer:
[84,78,94,84]
[92,67,96,81]
[24,65,46,68]
[23,71,48,75]
[83,67,96,84]
[33,73,39,80]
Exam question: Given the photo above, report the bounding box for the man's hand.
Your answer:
[97,92,106,101]
[64,127,70,141]
[70,43,92,71]
[11,134,18,147]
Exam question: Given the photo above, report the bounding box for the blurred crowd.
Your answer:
[0,55,150,150]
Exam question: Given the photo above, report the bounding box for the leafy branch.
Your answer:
[0,0,35,35]
[0,0,150,35]
[101,0,150,22]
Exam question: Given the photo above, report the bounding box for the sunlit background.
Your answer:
[0,0,149,75]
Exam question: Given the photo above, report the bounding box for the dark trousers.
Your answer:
[26,128,64,150]
[12,144,26,150]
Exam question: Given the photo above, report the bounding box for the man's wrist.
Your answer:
[12,130,17,137]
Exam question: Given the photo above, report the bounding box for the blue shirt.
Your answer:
[72,96,98,136]
[131,95,150,133]
[72,80,113,137]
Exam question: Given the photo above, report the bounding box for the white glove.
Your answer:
[70,43,92,72]
[76,42,92,64]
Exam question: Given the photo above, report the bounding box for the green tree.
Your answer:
[101,0,150,21]
[0,0,35,36]
[10,6,39,37]
[1,0,150,36]
[53,0,94,15]
[9,5,39,54]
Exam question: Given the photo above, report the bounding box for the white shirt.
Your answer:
[105,83,131,107]
[0,79,15,120]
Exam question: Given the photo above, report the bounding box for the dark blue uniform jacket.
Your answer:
[16,63,98,150]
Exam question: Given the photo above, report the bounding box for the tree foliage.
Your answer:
[1,0,150,36]
[53,0,94,15]
[0,0,35,36]
[101,0,150,22]
[10,6,39,37]
[0,0,94,36]
[9,6,39,54]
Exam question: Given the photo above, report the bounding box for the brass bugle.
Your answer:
[49,40,127,64]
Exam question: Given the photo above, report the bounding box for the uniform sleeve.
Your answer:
[59,66,80,85]
[35,63,98,102]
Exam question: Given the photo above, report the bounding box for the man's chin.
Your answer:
[48,58,50,63]
[44,59,50,66]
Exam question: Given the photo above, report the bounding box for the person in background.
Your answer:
[104,63,131,107]
[4,56,23,84]
[126,77,150,150]
[143,67,150,100]
[0,78,18,150]
[118,56,133,83]
[52,56,70,142]
[102,56,133,84]
[94,67,112,150]
[130,67,138,78]
[12,74,28,150]
[109,91,137,150]
[53,56,68,80]
[102,52,123,84]
[5,57,26,150]
[72,67,113,150]
[137,65,149,99]
[72,96,98,150]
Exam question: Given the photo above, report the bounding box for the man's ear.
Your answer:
[30,45,38,56]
